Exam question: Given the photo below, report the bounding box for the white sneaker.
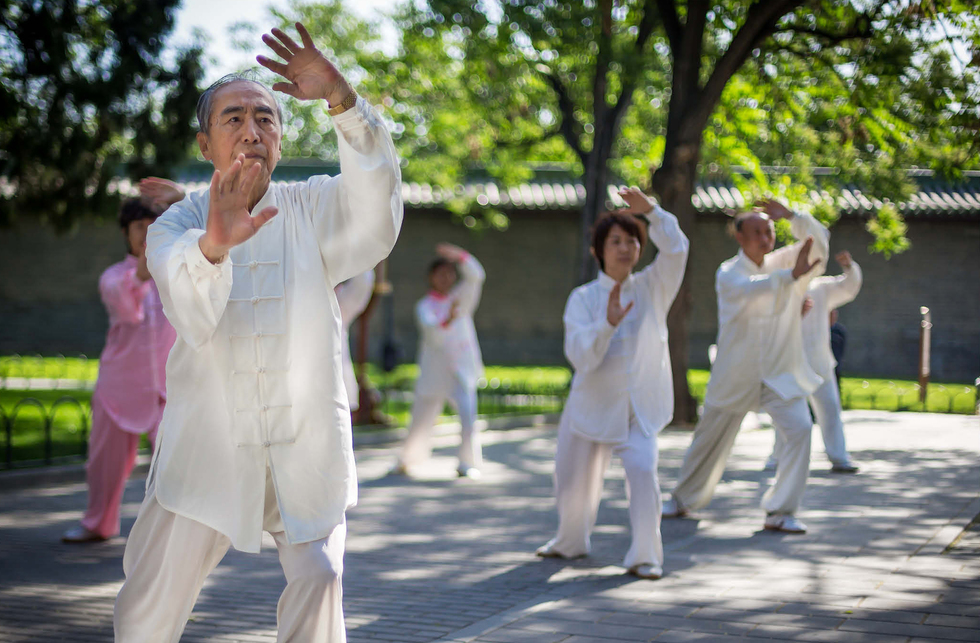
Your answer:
[764,514,807,533]
[662,498,688,518]
[628,564,663,580]
[457,465,482,479]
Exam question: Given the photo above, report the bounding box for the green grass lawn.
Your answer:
[1,357,975,467]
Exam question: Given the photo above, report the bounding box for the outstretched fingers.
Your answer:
[262,33,293,61]
[296,22,315,49]
[251,206,279,231]
[271,28,302,55]
[257,55,289,78]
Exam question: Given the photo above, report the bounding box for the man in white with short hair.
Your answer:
[113,22,402,642]
[663,200,827,534]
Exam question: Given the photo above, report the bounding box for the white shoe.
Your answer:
[764,514,807,533]
[387,463,409,476]
[628,564,663,580]
[61,525,106,544]
[662,498,688,518]
[457,466,482,479]
[535,542,567,558]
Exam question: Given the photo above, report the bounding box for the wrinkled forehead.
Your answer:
[211,81,279,120]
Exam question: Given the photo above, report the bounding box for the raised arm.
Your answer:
[145,194,234,350]
[335,269,376,327]
[763,200,829,275]
[438,244,485,317]
[563,284,632,373]
[258,22,402,286]
[99,261,151,325]
[818,251,864,311]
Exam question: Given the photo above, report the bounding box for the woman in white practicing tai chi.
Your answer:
[537,187,689,580]
[393,243,486,478]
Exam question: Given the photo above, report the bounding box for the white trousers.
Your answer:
[115,471,346,643]
[672,386,812,516]
[544,415,663,570]
[400,380,480,469]
[770,378,851,465]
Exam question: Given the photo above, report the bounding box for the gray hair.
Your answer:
[196,71,284,135]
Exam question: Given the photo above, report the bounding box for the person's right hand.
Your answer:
[801,296,814,317]
[199,154,278,263]
[606,282,634,326]
[836,250,853,270]
[442,300,459,327]
[792,237,821,280]
[139,177,185,214]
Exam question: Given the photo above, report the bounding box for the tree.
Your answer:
[260,0,978,422]
[0,0,205,230]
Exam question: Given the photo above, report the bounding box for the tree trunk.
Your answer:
[652,153,700,426]
[577,153,610,283]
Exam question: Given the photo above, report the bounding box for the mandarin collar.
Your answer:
[738,249,765,274]
[597,270,632,291]
[428,290,449,301]
[251,182,277,217]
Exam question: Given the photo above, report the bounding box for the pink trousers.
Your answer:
[80,402,158,538]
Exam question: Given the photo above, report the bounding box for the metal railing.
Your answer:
[1,395,90,469]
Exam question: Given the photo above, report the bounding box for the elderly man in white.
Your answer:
[768,250,863,473]
[537,188,689,580]
[663,201,827,534]
[336,269,376,411]
[394,243,486,478]
[113,23,402,642]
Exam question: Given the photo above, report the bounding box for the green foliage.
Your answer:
[0,0,205,230]
[865,202,911,258]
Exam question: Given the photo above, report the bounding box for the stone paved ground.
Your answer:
[1,410,978,642]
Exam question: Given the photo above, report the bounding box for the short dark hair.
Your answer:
[591,213,647,271]
[427,257,456,277]
[196,72,284,135]
[118,198,158,230]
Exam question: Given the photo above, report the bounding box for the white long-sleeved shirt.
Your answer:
[413,254,485,397]
[803,262,863,381]
[561,205,689,443]
[335,269,376,410]
[704,211,829,411]
[145,97,402,553]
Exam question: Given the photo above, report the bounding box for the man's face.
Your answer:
[125,218,152,256]
[429,264,457,295]
[735,213,776,257]
[196,81,282,193]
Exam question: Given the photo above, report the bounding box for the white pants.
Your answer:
[672,386,812,516]
[770,378,851,465]
[400,380,480,469]
[544,415,663,570]
[115,471,346,643]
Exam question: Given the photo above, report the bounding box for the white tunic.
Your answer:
[145,97,402,553]
[336,269,376,409]
[413,254,485,398]
[704,212,829,411]
[562,205,689,443]
[803,262,863,381]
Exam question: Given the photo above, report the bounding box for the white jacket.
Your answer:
[145,97,402,553]
[561,205,689,443]
[803,262,863,381]
[413,254,485,397]
[336,269,376,410]
[704,211,829,411]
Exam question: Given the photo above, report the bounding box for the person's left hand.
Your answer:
[835,250,853,270]
[257,22,351,107]
[756,198,793,221]
[436,243,467,262]
[801,296,814,317]
[618,187,656,215]
[139,177,185,214]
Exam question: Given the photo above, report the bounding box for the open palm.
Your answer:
[200,155,278,263]
[257,23,348,104]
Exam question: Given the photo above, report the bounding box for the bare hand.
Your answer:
[606,282,634,326]
[617,186,656,214]
[792,237,821,280]
[443,300,459,326]
[801,296,814,317]
[257,22,351,106]
[436,242,467,262]
[135,244,152,282]
[835,250,853,270]
[199,154,278,263]
[756,198,793,221]
[139,177,185,214]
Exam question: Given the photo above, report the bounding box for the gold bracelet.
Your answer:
[327,89,358,116]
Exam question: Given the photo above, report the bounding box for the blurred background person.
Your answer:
[392,243,485,478]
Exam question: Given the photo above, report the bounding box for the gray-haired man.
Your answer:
[113,22,402,641]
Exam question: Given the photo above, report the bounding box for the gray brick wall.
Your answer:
[2,209,978,382]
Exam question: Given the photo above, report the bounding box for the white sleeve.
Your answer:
[451,253,485,317]
[563,289,617,374]
[635,205,689,315]
[716,265,796,326]
[146,203,233,350]
[823,262,863,311]
[335,269,376,327]
[416,299,449,348]
[305,97,403,287]
[767,211,830,276]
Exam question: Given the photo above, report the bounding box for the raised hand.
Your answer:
[257,22,351,106]
[139,177,185,214]
[606,282,634,326]
[436,242,467,262]
[835,250,853,270]
[199,154,279,263]
[756,198,793,221]
[618,186,656,214]
[135,242,152,282]
[443,300,459,327]
[792,237,821,280]
[801,296,814,317]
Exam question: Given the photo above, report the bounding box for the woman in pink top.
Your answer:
[62,196,178,542]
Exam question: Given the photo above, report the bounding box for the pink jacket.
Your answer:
[91,255,177,434]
